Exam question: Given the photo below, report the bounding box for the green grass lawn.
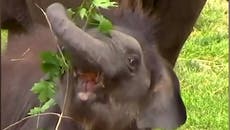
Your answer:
[176,0,228,129]
[0,0,228,129]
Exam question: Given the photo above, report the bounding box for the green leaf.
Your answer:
[40,98,56,112]
[67,8,76,18]
[93,14,113,33]
[93,0,118,9]
[31,81,55,103]
[92,13,104,22]
[41,52,63,77]
[98,17,113,33]
[79,8,87,19]
[28,107,42,115]
[41,52,59,68]
[28,99,56,115]
[42,63,60,78]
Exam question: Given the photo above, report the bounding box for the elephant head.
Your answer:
[46,3,186,130]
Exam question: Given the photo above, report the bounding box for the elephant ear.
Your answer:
[137,66,186,129]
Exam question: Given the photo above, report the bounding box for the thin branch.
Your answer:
[10,58,25,62]
[36,104,42,129]
[10,48,31,62]
[21,48,31,57]
[83,4,94,30]
[34,4,73,130]
[55,70,71,130]
[34,3,69,68]
[36,115,40,128]
[34,3,55,37]
[3,112,74,130]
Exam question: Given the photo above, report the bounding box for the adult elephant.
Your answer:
[0,0,80,29]
[1,0,207,130]
[1,0,206,66]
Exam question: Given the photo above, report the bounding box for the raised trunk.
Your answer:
[46,3,115,76]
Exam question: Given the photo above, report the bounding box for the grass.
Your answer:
[1,29,8,52]
[175,0,228,129]
[0,0,228,129]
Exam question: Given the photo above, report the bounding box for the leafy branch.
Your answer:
[27,0,118,129]
[68,0,118,33]
[29,51,70,115]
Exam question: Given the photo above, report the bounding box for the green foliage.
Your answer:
[92,0,118,9]
[175,0,228,129]
[93,13,113,33]
[31,81,55,103]
[79,8,87,19]
[68,0,118,33]
[29,52,70,115]
[29,0,117,117]
[41,52,68,79]
[28,99,56,115]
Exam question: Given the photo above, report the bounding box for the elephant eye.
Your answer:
[127,55,139,72]
[128,57,138,66]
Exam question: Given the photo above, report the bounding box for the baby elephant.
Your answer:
[1,2,188,130]
[45,3,187,130]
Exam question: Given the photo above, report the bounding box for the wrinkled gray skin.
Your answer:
[45,3,185,130]
[1,0,206,130]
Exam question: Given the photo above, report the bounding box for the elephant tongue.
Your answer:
[78,72,98,101]
[83,80,97,92]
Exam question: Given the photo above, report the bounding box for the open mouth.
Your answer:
[75,70,105,102]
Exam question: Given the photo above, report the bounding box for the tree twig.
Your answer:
[55,70,71,130]
[34,3,69,68]
[3,112,74,130]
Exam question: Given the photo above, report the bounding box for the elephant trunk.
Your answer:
[46,3,114,76]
